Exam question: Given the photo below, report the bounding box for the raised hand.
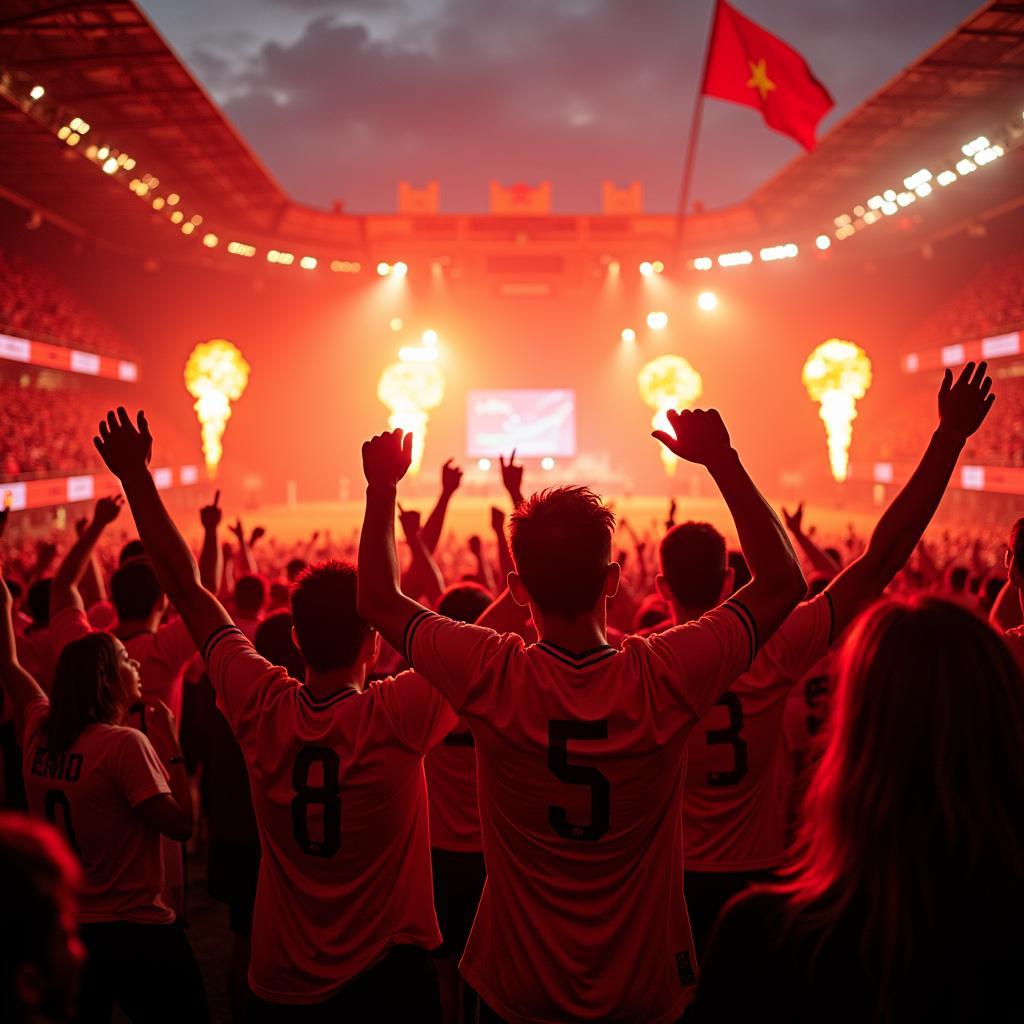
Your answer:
[441,458,463,495]
[490,506,506,533]
[143,700,179,760]
[468,534,483,557]
[94,408,153,479]
[75,516,88,537]
[200,491,222,531]
[93,494,124,527]
[652,409,732,468]
[499,449,524,504]
[937,361,995,439]
[249,526,266,547]
[230,518,245,543]
[397,504,421,541]
[362,429,413,488]
[782,501,804,535]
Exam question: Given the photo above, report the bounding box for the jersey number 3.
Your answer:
[705,693,748,786]
[291,747,342,858]
[547,719,610,842]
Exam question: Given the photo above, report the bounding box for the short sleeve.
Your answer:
[49,606,93,659]
[640,598,757,719]
[377,670,459,754]
[20,695,50,748]
[757,592,835,686]
[110,730,171,808]
[405,610,523,715]
[152,617,197,673]
[203,625,293,750]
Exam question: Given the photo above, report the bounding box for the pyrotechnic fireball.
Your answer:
[802,339,872,482]
[377,362,445,474]
[184,339,250,478]
[637,354,704,475]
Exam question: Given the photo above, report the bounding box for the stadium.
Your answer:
[1,0,1023,1021]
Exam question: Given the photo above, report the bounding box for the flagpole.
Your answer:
[675,0,718,249]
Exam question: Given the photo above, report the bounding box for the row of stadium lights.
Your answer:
[20,82,1023,279]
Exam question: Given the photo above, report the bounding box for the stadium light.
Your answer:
[692,257,713,271]
[377,262,391,276]
[390,318,403,331]
[639,261,654,277]
[227,242,256,257]
[620,328,636,343]
[299,256,318,270]
[718,250,753,267]
[541,457,555,471]
[392,261,409,278]
[422,329,438,346]
[478,458,491,471]
[697,291,718,311]
[29,85,45,100]
[815,235,831,250]
[646,311,669,330]
[202,234,218,248]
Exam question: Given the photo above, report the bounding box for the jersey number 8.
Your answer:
[291,746,342,857]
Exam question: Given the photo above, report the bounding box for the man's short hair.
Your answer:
[234,574,266,617]
[659,522,728,610]
[118,539,146,565]
[286,558,307,582]
[110,560,163,622]
[438,582,492,624]
[290,561,372,673]
[509,487,615,619]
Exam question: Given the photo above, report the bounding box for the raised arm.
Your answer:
[499,450,525,508]
[420,459,462,554]
[491,505,515,582]
[0,567,47,723]
[357,430,431,654]
[92,409,232,651]
[825,362,994,636]
[229,518,258,576]
[50,496,124,616]
[654,409,805,647]
[198,491,223,593]
[74,516,107,609]
[781,502,841,577]
[398,505,445,605]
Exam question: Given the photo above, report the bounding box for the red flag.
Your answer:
[701,0,834,151]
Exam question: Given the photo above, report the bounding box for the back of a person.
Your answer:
[462,637,709,1022]
[690,887,1023,1023]
[225,665,444,1002]
[683,595,833,873]
[20,707,173,926]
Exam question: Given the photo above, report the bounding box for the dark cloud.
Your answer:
[182,0,981,212]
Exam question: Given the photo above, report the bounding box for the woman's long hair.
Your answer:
[778,595,1024,999]
[44,633,125,752]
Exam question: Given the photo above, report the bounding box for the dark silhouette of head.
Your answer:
[110,560,164,622]
[118,539,146,565]
[509,487,615,619]
[234,574,266,618]
[290,561,372,673]
[658,521,729,611]
[255,611,305,680]
[438,582,492,625]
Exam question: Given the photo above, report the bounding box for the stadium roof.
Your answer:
[0,0,1021,276]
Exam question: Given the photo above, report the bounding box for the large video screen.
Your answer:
[467,389,576,458]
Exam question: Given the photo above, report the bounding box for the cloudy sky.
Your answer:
[139,0,980,213]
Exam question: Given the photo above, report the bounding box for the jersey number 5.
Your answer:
[547,719,610,842]
[291,747,342,858]
[705,693,748,786]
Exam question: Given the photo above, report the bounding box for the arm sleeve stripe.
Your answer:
[824,590,836,646]
[722,602,755,671]
[203,624,244,663]
[729,598,759,654]
[403,609,434,665]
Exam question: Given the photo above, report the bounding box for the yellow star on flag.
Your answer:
[746,58,776,101]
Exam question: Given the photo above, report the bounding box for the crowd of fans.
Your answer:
[0,249,138,361]
[0,361,1022,1024]
[0,369,199,481]
[906,251,1024,349]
